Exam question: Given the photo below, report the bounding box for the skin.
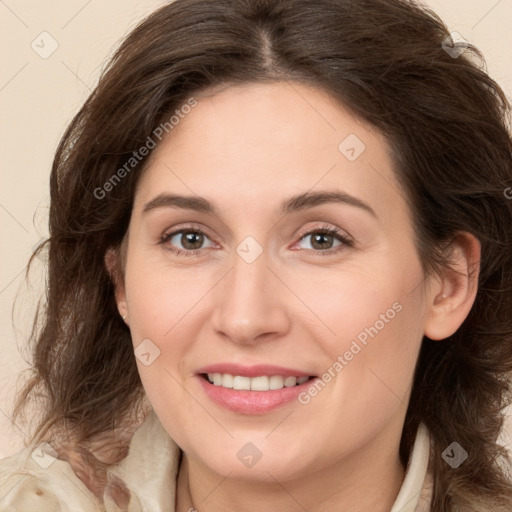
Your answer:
[108,81,480,512]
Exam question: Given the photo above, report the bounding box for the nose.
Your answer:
[210,249,291,345]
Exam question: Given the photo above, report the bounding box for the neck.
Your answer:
[175,428,407,512]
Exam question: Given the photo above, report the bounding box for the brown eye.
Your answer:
[309,232,336,250]
[178,231,205,250]
[296,227,353,254]
[160,228,214,256]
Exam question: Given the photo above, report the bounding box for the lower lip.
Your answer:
[196,375,318,414]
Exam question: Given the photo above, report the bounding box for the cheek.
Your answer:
[290,251,424,357]
[122,256,208,402]
[292,249,426,415]
[123,259,201,431]
[125,253,210,343]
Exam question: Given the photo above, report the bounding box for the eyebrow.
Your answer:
[142,191,377,218]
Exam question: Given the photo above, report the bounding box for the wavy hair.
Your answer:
[11,0,512,510]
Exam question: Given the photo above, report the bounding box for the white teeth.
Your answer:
[250,376,269,391]
[233,376,251,390]
[221,374,233,388]
[269,375,284,390]
[205,373,312,391]
[284,376,297,387]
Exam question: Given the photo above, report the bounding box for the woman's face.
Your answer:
[120,81,433,481]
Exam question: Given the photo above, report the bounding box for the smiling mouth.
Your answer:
[200,373,317,391]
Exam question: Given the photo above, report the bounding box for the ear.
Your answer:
[104,247,129,324]
[424,232,481,340]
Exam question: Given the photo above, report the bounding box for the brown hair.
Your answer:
[12,0,512,510]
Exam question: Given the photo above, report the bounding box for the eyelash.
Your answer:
[158,224,354,258]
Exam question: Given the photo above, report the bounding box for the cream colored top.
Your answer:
[0,409,433,511]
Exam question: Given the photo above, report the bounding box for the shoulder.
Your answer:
[0,409,181,512]
[0,443,104,511]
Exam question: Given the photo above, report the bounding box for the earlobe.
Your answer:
[104,247,129,323]
[424,232,481,341]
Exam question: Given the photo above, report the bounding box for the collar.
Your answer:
[109,410,433,512]
[391,422,433,512]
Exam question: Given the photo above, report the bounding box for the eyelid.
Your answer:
[160,222,215,241]
[294,223,353,245]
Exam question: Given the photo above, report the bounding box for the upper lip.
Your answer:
[196,363,316,378]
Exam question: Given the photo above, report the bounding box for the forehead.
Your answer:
[135,81,406,225]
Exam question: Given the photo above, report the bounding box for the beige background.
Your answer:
[1,0,511,458]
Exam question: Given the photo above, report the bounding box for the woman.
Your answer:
[1,0,512,510]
